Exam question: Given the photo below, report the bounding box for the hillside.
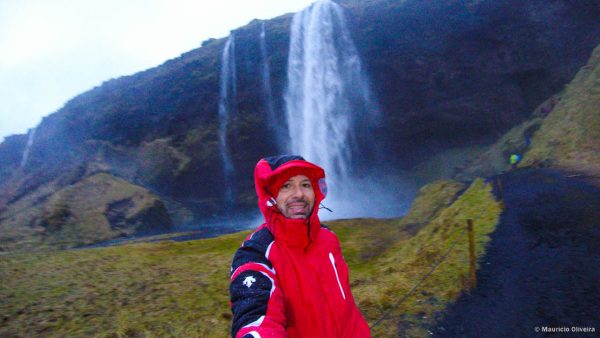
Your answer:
[0,177,501,337]
[0,172,172,252]
[521,44,600,176]
[410,42,600,185]
[0,0,599,249]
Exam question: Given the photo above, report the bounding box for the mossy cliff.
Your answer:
[411,43,600,184]
[0,0,598,248]
[521,44,600,176]
[0,173,171,252]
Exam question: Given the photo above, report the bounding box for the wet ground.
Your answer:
[433,168,600,337]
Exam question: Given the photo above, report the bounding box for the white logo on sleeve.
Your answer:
[243,276,257,288]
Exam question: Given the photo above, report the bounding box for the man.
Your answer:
[229,155,371,337]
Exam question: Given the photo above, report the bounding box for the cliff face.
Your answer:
[0,0,599,247]
[521,44,600,174]
[433,42,600,183]
[342,0,600,159]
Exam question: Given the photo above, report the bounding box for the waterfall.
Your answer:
[20,127,36,168]
[218,33,237,204]
[285,0,381,217]
[260,22,287,149]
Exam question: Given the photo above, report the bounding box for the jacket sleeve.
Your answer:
[230,228,287,338]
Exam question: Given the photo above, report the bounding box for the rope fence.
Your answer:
[369,225,467,329]
[369,204,497,330]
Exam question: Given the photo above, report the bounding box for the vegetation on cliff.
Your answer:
[521,44,600,176]
[0,0,598,246]
[0,173,171,252]
[411,41,600,185]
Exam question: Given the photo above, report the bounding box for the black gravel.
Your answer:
[432,168,600,338]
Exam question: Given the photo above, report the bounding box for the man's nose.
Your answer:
[290,184,305,198]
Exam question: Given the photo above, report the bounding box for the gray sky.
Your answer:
[0,0,316,142]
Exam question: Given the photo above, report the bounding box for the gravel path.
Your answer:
[433,168,600,337]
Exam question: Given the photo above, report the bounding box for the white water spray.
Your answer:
[218,33,237,203]
[285,0,387,218]
[20,127,36,168]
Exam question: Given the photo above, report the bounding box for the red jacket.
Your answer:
[230,155,371,338]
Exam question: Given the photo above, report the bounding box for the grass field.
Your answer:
[0,179,501,337]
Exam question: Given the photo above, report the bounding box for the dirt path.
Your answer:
[433,168,600,337]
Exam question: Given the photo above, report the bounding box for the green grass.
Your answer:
[522,44,600,178]
[398,180,466,228]
[0,179,502,337]
[0,231,249,337]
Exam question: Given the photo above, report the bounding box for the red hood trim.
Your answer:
[254,158,326,248]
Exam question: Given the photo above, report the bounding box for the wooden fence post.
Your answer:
[467,219,477,290]
[496,176,504,207]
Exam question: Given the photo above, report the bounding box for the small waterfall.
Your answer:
[218,33,237,204]
[20,127,36,168]
[285,0,380,216]
[260,22,287,149]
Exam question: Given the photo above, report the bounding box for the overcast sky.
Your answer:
[0,0,316,142]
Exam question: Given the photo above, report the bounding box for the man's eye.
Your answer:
[302,183,312,188]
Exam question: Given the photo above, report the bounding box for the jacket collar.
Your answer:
[264,203,321,249]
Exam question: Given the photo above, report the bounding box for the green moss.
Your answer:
[522,44,600,177]
[39,173,169,248]
[399,180,465,228]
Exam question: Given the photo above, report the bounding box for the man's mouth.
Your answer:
[287,201,308,214]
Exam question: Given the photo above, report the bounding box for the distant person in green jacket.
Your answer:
[509,153,521,169]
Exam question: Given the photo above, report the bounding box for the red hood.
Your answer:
[254,156,326,248]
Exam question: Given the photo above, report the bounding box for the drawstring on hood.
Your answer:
[254,155,326,249]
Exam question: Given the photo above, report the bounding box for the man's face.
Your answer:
[275,175,316,219]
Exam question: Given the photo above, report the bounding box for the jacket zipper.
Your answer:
[329,252,346,300]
